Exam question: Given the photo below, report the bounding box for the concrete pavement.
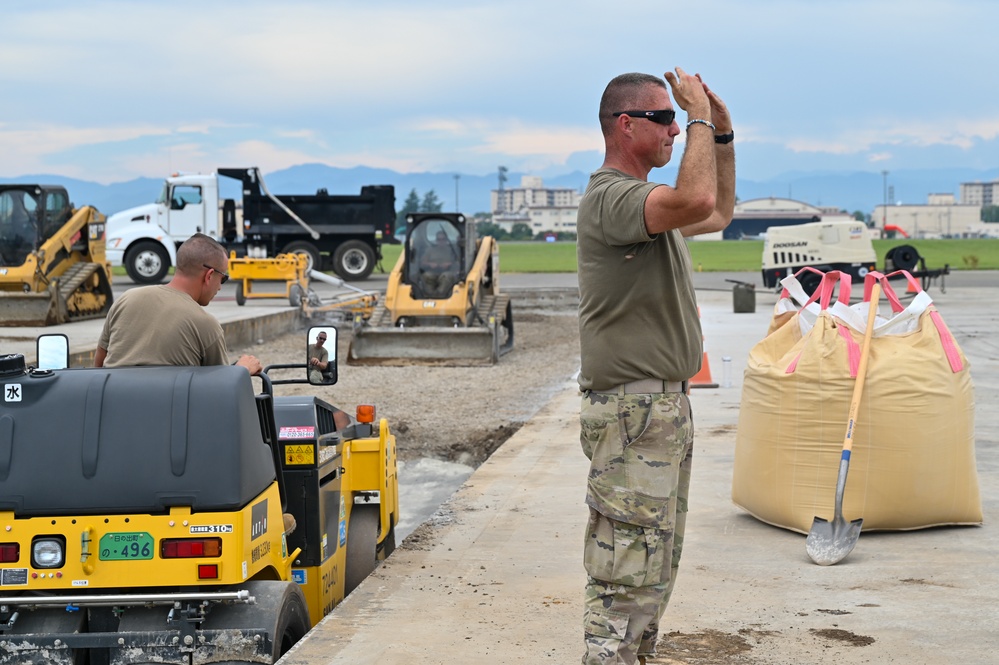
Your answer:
[3,271,996,664]
[279,278,998,665]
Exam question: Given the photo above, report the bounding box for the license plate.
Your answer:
[99,532,154,560]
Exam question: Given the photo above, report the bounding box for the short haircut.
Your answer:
[176,233,226,276]
[598,73,667,135]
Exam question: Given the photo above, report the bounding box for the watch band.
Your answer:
[714,131,735,145]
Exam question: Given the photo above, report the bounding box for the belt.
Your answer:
[591,379,686,395]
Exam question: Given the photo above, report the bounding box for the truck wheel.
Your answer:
[280,241,321,273]
[333,240,375,281]
[200,580,310,662]
[345,505,379,595]
[235,282,246,306]
[125,241,170,284]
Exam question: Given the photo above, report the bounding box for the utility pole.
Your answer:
[497,166,508,214]
[454,174,460,212]
[881,170,889,229]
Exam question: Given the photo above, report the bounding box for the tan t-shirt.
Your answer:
[98,285,229,367]
[576,168,702,391]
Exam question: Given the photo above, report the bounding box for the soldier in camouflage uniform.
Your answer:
[576,69,735,664]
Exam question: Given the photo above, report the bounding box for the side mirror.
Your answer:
[37,334,69,370]
[307,326,337,385]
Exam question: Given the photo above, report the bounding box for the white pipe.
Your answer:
[309,269,370,296]
[255,168,321,240]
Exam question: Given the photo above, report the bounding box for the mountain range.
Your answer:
[5,164,997,220]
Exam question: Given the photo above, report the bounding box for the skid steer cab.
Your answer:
[0,327,398,664]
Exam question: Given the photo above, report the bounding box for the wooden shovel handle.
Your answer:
[842,282,881,454]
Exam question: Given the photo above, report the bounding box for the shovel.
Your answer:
[805,281,881,566]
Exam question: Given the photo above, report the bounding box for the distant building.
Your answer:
[871,194,980,238]
[491,176,581,235]
[714,197,853,241]
[960,179,999,206]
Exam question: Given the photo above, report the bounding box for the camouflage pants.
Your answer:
[579,390,693,665]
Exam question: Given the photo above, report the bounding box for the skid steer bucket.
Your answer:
[0,286,65,327]
[347,316,512,367]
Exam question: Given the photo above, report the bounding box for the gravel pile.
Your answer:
[237,290,581,466]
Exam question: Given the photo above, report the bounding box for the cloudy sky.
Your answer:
[3,0,997,185]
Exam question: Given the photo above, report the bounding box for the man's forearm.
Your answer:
[681,141,735,237]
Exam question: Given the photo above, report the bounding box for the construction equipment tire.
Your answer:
[200,580,310,663]
[345,505,379,595]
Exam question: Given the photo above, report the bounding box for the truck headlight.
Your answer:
[32,537,65,568]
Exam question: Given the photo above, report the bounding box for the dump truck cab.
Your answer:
[0,328,397,664]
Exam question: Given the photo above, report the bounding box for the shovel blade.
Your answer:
[805,516,864,566]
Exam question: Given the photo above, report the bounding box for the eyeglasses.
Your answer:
[612,109,676,126]
[316,336,327,343]
[202,264,230,284]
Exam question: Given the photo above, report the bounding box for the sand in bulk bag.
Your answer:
[732,269,981,533]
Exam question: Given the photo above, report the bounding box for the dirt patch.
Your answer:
[809,628,876,646]
[651,629,755,664]
[235,296,580,463]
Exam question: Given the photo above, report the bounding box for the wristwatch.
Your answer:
[714,131,735,145]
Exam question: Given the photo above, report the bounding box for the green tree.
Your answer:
[420,190,443,213]
[852,210,866,222]
[982,205,999,223]
[397,188,421,226]
[476,221,508,240]
[510,223,533,240]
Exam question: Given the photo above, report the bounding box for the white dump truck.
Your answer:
[105,168,396,284]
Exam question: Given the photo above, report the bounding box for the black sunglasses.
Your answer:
[612,109,676,126]
[202,263,230,284]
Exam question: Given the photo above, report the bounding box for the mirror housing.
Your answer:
[307,326,337,385]
[36,334,69,370]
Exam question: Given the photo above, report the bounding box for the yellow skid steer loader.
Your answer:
[348,213,514,366]
[0,184,112,326]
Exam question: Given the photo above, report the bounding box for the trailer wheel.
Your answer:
[345,505,379,595]
[798,269,826,297]
[289,283,304,307]
[280,241,321,273]
[333,240,375,281]
[235,282,246,306]
[125,241,170,284]
[200,580,311,663]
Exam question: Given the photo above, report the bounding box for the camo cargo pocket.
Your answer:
[584,509,673,587]
[581,392,691,528]
[582,604,630,640]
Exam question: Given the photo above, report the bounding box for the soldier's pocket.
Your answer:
[624,396,691,500]
[584,512,673,587]
[580,394,621,465]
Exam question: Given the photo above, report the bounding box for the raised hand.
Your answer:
[663,67,710,118]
